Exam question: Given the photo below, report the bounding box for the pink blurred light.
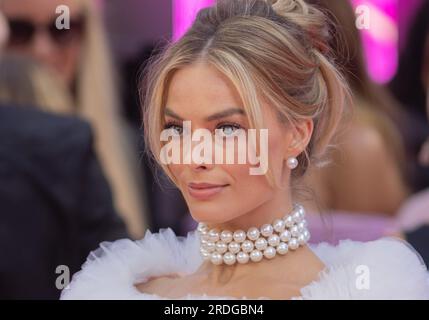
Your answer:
[173,0,214,41]
[171,0,404,84]
[398,0,423,52]
[351,0,398,84]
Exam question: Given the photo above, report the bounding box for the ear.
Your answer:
[286,119,314,157]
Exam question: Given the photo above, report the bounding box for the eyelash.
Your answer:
[164,121,183,135]
[163,121,244,135]
[217,122,243,134]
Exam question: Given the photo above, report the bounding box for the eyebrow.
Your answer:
[164,107,245,121]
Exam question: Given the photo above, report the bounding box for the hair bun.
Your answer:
[267,0,331,54]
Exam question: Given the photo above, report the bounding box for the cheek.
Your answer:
[191,163,274,224]
[167,163,183,184]
[220,163,274,204]
[33,43,81,87]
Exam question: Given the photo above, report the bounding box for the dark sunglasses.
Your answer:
[7,16,85,47]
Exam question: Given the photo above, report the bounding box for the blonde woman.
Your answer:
[0,54,75,112]
[2,0,148,238]
[61,0,429,300]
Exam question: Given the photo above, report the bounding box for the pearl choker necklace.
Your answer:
[197,204,310,265]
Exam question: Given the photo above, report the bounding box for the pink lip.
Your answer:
[187,182,229,200]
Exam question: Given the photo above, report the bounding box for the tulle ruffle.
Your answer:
[61,227,429,300]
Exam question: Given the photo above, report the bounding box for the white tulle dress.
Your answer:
[60,228,429,300]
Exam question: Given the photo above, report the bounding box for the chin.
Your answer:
[188,202,232,225]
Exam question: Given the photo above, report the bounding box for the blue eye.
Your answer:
[164,123,183,136]
[218,124,241,137]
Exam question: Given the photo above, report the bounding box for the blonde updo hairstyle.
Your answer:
[143,0,350,187]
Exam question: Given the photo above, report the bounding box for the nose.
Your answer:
[31,28,57,66]
[190,163,211,172]
[186,131,215,172]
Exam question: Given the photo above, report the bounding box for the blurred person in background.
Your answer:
[0,9,7,49]
[398,83,429,266]
[393,3,429,265]
[292,0,410,243]
[1,0,149,238]
[0,8,128,300]
[390,1,429,192]
[124,45,190,236]
[396,61,429,235]
[0,105,129,299]
[0,54,74,112]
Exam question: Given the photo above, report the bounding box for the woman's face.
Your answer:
[2,0,85,87]
[0,11,8,51]
[164,62,310,226]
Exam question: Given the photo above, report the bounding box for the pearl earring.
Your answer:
[287,157,298,169]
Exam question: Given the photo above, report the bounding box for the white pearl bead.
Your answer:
[247,227,260,241]
[197,204,309,266]
[298,220,307,228]
[260,224,274,237]
[220,230,233,243]
[233,230,246,243]
[284,215,295,228]
[297,221,307,233]
[279,230,291,242]
[290,225,300,237]
[276,242,289,255]
[298,234,306,245]
[208,229,220,242]
[292,210,302,223]
[287,157,298,169]
[294,203,303,212]
[250,249,263,262]
[200,248,211,259]
[210,252,223,265]
[289,238,299,250]
[241,240,254,253]
[267,234,280,247]
[204,241,216,252]
[223,252,236,265]
[273,219,285,233]
[228,241,241,254]
[197,223,208,233]
[303,229,311,241]
[236,251,250,264]
[294,204,305,220]
[215,241,228,253]
[263,246,277,259]
[297,204,305,217]
[200,230,210,241]
[255,237,268,251]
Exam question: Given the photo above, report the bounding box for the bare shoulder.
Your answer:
[324,114,409,213]
[338,119,387,163]
[136,271,211,299]
[135,273,184,297]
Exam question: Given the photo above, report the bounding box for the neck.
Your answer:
[209,190,294,231]
[196,190,306,286]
